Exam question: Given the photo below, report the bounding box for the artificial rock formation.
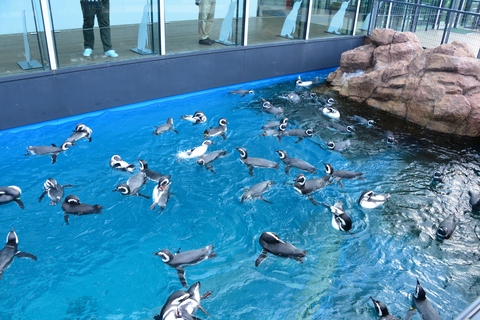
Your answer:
[327,28,480,137]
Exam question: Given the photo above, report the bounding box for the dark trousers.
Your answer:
[81,1,112,52]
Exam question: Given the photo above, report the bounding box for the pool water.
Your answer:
[1,69,479,319]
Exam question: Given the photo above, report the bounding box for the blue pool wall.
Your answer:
[0,37,365,131]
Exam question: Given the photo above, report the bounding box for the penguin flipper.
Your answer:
[38,191,48,202]
[308,195,318,206]
[172,129,179,134]
[255,250,268,267]
[176,267,188,287]
[16,251,38,260]
[220,133,227,140]
[137,193,151,199]
[259,196,272,204]
[64,214,70,225]
[285,166,291,175]
[205,164,216,174]
[14,199,25,210]
[248,166,254,176]
[51,154,58,164]
[295,137,304,143]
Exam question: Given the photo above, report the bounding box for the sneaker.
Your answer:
[83,48,93,57]
[104,50,118,57]
[199,39,212,45]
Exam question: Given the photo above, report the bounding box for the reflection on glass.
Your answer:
[309,0,362,38]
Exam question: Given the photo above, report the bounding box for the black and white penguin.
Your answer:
[322,107,340,119]
[281,92,301,104]
[155,282,211,320]
[413,278,441,320]
[385,131,396,145]
[295,76,318,87]
[0,229,37,279]
[324,163,363,180]
[177,140,213,160]
[25,141,73,164]
[64,124,93,144]
[469,190,480,211]
[262,117,289,130]
[204,118,228,140]
[255,232,306,267]
[431,165,446,184]
[153,244,217,287]
[261,99,284,115]
[229,89,254,97]
[150,178,171,212]
[113,172,149,198]
[316,96,335,107]
[110,155,135,173]
[293,173,331,205]
[235,147,278,176]
[327,122,355,134]
[61,195,103,225]
[278,124,315,143]
[153,118,178,135]
[327,140,351,152]
[353,115,375,127]
[275,150,316,175]
[323,200,353,232]
[180,111,207,124]
[38,178,73,206]
[436,214,457,240]
[370,296,400,320]
[358,190,391,209]
[138,159,170,183]
[241,180,274,204]
[0,186,24,209]
[196,150,227,174]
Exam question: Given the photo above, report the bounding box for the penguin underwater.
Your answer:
[138,159,170,183]
[277,123,315,143]
[177,140,213,160]
[255,232,306,267]
[0,228,37,279]
[110,155,135,173]
[25,141,73,164]
[150,177,171,212]
[196,150,227,174]
[153,117,178,135]
[241,180,274,204]
[204,118,228,140]
[229,89,254,97]
[293,173,331,205]
[61,195,103,225]
[235,147,278,176]
[261,99,284,115]
[275,149,316,175]
[38,178,74,206]
[113,171,149,198]
[0,186,25,209]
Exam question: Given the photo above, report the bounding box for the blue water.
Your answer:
[1,69,479,319]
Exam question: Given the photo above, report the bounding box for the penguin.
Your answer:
[229,89,254,97]
[298,91,317,100]
[38,178,73,206]
[241,180,274,204]
[431,165,446,184]
[0,186,24,209]
[261,99,284,115]
[0,229,37,279]
[316,96,335,107]
[155,282,211,320]
[293,173,331,205]
[436,214,457,240]
[153,118,178,135]
[295,76,318,87]
[177,140,213,160]
[324,163,363,180]
[358,190,390,209]
[196,150,227,174]
[204,118,228,140]
[262,117,288,130]
[413,278,441,320]
[113,172,149,198]
[323,200,353,232]
[61,195,103,225]
[469,190,480,211]
[327,122,355,133]
[153,244,216,287]
[322,107,340,119]
[385,131,396,145]
[25,141,73,164]
[275,150,316,175]
[180,111,207,124]
[353,115,375,127]
[64,124,93,144]
[370,296,400,320]
[255,232,306,267]
[278,124,314,143]
[110,155,135,173]
[138,159,170,183]
[281,92,301,104]
[235,147,278,176]
[327,140,351,152]
[261,124,285,138]
[150,178,171,212]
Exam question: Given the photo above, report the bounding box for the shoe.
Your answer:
[83,48,92,57]
[199,39,212,45]
[104,50,118,57]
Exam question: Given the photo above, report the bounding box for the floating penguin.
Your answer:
[196,150,227,174]
[261,99,284,116]
[327,122,355,134]
[316,96,335,107]
[262,117,289,130]
[385,131,396,145]
[153,245,217,287]
[370,296,400,320]
[204,118,228,140]
[436,214,457,240]
[0,186,24,209]
[153,118,178,135]
[322,106,340,119]
[327,0,350,34]
[154,282,211,320]
[327,140,351,152]
[38,178,73,206]
[280,0,303,39]
[358,190,390,209]
[150,178,171,212]
[235,147,278,176]
[255,232,306,266]
[180,111,207,124]
[113,172,149,198]
[276,150,316,175]
[278,123,315,143]
[241,180,274,204]
[110,155,135,173]
[353,115,375,127]
[138,159,170,183]
[323,200,353,232]
[431,165,446,184]
[413,278,441,320]
[281,92,301,104]
[0,228,37,279]
[64,124,93,144]
[262,123,285,138]
[61,195,102,225]
[295,76,318,87]
[177,140,213,160]
[229,89,254,97]
[293,173,331,205]
[25,141,73,164]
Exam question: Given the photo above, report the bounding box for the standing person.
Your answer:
[196,0,216,45]
[80,0,118,57]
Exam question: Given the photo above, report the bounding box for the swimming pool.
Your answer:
[1,68,479,319]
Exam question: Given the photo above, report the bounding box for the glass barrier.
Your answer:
[309,0,361,39]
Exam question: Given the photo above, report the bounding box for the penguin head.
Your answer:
[219,118,228,126]
[7,186,22,195]
[305,128,315,137]
[75,124,92,134]
[370,297,389,317]
[44,178,58,191]
[294,174,306,186]
[276,150,287,159]
[324,163,334,175]
[262,101,273,109]
[138,159,148,170]
[153,249,174,263]
[158,178,171,191]
[280,117,289,125]
[414,278,426,300]
[61,142,73,151]
[278,123,287,132]
[113,184,130,195]
[196,158,205,166]
[236,147,248,159]
[310,92,317,99]
[167,118,174,125]
[261,232,285,244]
[6,229,18,246]
[367,120,375,126]
[65,195,81,205]
[193,111,206,123]
[346,126,355,133]
[327,142,335,150]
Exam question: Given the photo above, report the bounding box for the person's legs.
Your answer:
[198,0,214,40]
[204,0,216,39]
[96,1,113,52]
[81,1,96,50]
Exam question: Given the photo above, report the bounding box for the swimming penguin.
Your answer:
[469,190,480,211]
[295,76,318,87]
[241,180,274,204]
[327,140,351,152]
[261,123,285,138]
[370,296,400,320]
[229,89,254,97]
[280,92,301,104]
[0,228,37,279]
[25,141,73,164]
[353,115,375,127]
[275,150,316,175]
[180,111,207,124]
[323,200,353,232]
[431,165,446,184]
[324,163,363,180]
[196,150,227,174]
[322,107,340,119]
[38,178,74,206]
[358,190,391,209]
[316,96,335,107]
[110,155,135,173]
[436,214,457,240]
[0,186,25,209]
[177,140,213,160]
[262,117,289,130]
[150,178,171,212]
[64,124,93,144]
[293,173,331,205]
[113,172,149,198]
[261,99,284,115]
[154,282,211,320]
[235,147,279,176]
[278,124,315,143]
[327,122,355,134]
[204,118,228,140]
[385,131,396,145]
[153,118,178,135]
[413,278,441,320]
[255,232,306,267]
[138,159,170,183]
[61,195,103,225]
[298,91,317,100]
[153,244,217,287]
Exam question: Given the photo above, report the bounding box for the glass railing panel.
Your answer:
[309,0,357,39]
